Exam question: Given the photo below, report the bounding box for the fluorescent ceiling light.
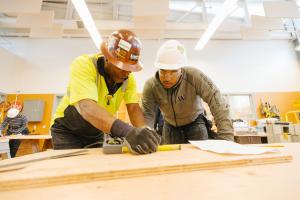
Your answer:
[195,0,238,50]
[71,0,102,49]
[169,1,198,12]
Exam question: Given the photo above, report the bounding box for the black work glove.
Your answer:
[125,127,161,154]
[111,119,161,154]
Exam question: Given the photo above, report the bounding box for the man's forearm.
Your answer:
[216,118,234,141]
[78,99,116,133]
[141,100,157,128]
[126,103,146,127]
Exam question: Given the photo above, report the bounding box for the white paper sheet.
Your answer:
[189,140,279,155]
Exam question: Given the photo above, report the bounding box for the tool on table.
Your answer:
[103,134,125,154]
[103,134,181,154]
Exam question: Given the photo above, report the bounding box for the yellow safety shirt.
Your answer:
[52,54,139,123]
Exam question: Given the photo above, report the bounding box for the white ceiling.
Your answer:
[0,0,299,40]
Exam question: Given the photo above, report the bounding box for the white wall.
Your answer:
[0,37,95,94]
[0,37,299,94]
[0,47,23,93]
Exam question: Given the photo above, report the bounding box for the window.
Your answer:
[52,94,64,115]
[223,94,256,120]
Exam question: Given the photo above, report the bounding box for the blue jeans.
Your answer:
[162,114,208,144]
[7,128,29,157]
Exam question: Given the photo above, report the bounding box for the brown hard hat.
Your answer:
[101,29,143,72]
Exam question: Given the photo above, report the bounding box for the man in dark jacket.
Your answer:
[142,40,234,144]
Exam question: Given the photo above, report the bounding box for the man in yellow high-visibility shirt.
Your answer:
[51,29,160,154]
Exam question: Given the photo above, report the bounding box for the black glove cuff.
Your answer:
[111,119,134,138]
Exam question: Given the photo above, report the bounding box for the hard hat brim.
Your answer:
[154,62,183,70]
[101,42,143,72]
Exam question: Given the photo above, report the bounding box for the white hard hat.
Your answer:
[7,108,20,118]
[154,40,188,70]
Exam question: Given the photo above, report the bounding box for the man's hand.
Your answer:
[110,119,161,154]
[125,128,161,154]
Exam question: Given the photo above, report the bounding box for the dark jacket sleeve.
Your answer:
[142,79,158,129]
[0,117,9,131]
[192,69,234,141]
[14,115,28,134]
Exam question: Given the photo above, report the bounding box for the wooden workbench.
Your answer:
[234,132,268,144]
[5,135,52,140]
[0,143,299,200]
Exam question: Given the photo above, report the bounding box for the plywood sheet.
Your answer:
[0,149,87,169]
[0,144,292,191]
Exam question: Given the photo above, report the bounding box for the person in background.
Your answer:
[51,29,160,154]
[0,102,29,157]
[142,40,234,144]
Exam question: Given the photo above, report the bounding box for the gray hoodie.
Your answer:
[142,67,234,141]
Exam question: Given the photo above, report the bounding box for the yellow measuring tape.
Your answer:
[122,144,181,153]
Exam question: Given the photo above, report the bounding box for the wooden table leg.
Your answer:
[42,139,53,151]
[0,152,11,159]
[31,140,40,153]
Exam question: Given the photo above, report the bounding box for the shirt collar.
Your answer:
[97,56,123,95]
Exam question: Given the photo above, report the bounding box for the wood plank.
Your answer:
[1,143,300,200]
[0,149,87,169]
[234,135,262,144]
[1,161,300,200]
[0,144,292,191]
